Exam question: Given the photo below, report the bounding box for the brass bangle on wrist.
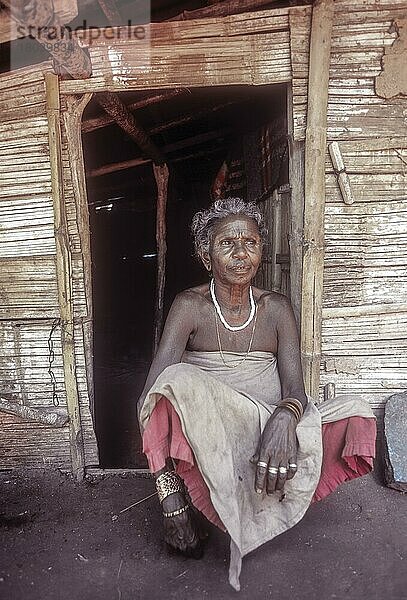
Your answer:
[276,397,304,423]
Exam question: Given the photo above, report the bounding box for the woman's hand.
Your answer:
[252,408,298,495]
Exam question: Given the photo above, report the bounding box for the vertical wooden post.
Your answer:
[63,94,96,424]
[287,85,305,328]
[271,189,282,292]
[153,164,169,355]
[300,0,334,400]
[45,73,85,481]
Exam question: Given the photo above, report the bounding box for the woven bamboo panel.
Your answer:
[60,10,292,94]
[327,1,407,141]
[0,412,72,468]
[0,63,98,469]
[320,310,407,408]
[319,0,407,408]
[0,256,59,319]
[0,63,51,122]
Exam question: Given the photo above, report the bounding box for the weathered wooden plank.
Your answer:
[46,73,86,481]
[301,0,334,399]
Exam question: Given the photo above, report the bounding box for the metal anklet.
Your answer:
[155,470,184,503]
[163,504,189,518]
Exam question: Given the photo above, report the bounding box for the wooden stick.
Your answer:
[300,0,334,400]
[288,135,305,329]
[45,72,86,481]
[328,141,355,205]
[88,157,151,178]
[0,397,68,427]
[82,90,187,134]
[153,164,169,355]
[168,0,282,21]
[97,0,124,25]
[96,91,165,165]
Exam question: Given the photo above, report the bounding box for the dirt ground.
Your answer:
[0,468,405,600]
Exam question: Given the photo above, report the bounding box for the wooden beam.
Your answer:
[153,164,169,354]
[88,157,151,178]
[168,0,282,21]
[82,90,187,134]
[96,91,165,165]
[87,145,225,178]
[162,127,231,154]
[45,72,86,481]
[149,101,238,135]
[300,0,334,401]
[97,0,124,25]
[3,0,91,78]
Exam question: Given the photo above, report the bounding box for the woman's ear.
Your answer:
[199,251,211,272]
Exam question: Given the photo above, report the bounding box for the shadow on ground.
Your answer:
[0,470,405,600]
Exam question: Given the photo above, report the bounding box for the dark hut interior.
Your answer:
[82,84,289,466]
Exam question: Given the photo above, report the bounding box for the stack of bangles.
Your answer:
[276,397,304,422]
[155,470,189,518]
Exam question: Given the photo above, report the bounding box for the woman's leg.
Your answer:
[143,396,219,556]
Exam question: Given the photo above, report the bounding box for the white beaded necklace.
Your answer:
[210,278,256,331]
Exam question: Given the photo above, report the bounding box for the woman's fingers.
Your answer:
[266,465,279,495]
[275,465,288,491]
[254,459,268,494]
[287,456,298,481]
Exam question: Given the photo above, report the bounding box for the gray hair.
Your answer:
[191,197,267,256]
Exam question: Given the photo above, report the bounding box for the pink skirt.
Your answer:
[143,396,376,530]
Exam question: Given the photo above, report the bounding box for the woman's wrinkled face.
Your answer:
[201,215,263,286]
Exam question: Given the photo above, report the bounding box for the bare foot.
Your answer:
[162,491,204,558]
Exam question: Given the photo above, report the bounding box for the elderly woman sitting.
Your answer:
[137,198,376,590]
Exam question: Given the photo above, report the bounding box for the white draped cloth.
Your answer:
[140,351,374,590]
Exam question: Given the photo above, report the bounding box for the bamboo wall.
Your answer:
[320,0,407,408]
[0,64,98,469]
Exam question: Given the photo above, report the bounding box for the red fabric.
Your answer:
[142,396,225,530]
[312,416,376,502]
[142,397,376,528]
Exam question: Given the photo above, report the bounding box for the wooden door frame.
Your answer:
[53,7,332,473]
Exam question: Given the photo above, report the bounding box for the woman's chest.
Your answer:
[187,303,278,353]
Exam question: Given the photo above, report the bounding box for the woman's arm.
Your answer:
[253,295,306,496]
[275,295,308,410]
[137,290,197,421]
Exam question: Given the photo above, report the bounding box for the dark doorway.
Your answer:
[82,84,288,467]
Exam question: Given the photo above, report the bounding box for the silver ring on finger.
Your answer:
[278,466,288,476]
[268,466,279,475]
[289,463,298,470]
[257,461,268,469]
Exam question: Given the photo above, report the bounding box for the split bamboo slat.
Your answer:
[320,0,407,405]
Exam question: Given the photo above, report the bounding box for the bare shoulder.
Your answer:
[253,287,294,317]
[173,285,210,310]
